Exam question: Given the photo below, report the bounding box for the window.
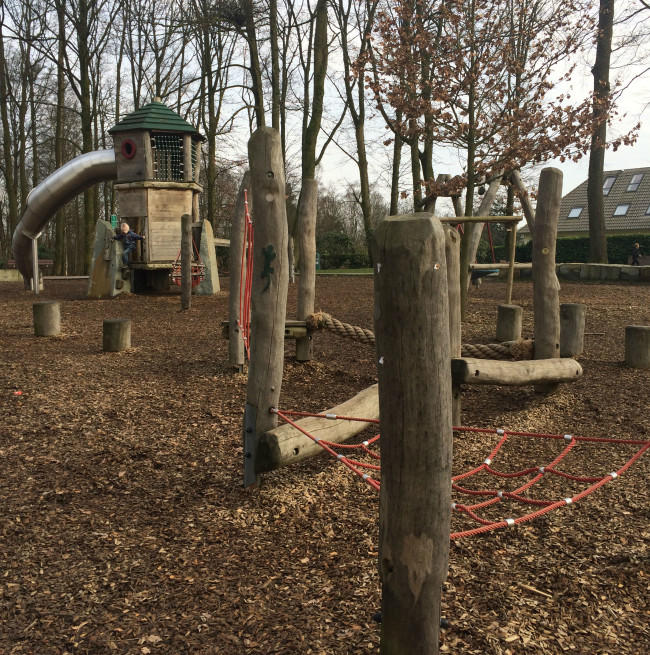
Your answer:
[627,173,644,192]
[602,176,616,195]
[613,204,630,216]
[646,204,650,216]
[567,206,583,218]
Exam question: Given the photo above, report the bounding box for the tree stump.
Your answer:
[560,303,586,357]
[625,326,650,369]
[496,304,522,342]
[33,301,61,337]
[103,319,131,352]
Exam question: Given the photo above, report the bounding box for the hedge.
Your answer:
[480,234,650,264]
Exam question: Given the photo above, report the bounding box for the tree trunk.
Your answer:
[54,1,67,275]
[0,18,19,236]
[587,0,613,264]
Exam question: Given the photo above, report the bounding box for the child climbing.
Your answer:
[112,222,145,268]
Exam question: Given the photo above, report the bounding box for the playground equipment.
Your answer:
[12,99,219,298]
[235,152,604,655]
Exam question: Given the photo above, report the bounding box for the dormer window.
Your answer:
[627,173,644,192]
[567,207,583,218]
[603,176,616,195]
[645,204,650,215]
[613,204,630,216]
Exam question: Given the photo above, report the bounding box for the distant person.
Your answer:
[631,242,641,266]
[112,222,145,268]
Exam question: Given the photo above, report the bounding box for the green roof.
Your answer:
[109,100,204,139]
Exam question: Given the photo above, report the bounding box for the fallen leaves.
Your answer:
[0,278,649,653]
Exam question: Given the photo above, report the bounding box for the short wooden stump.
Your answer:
[560,303,586,357]
[496,304,522,342]
[33,301,61,337]
[103,319,131,352]
[625,326,650,369]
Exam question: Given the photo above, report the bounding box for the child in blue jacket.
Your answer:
[112,222,145,267]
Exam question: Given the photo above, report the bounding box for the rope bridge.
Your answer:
[271,408,650,540]
[306,312,533,360]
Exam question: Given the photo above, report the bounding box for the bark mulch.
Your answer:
[1,276,648,654]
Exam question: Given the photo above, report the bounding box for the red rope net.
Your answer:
[272,409,650,540]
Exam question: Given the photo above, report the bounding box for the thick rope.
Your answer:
[307,311,534,360]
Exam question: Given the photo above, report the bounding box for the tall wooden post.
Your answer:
[180,213,192,310]
[374,213,452,655]
[32,237,40,295]
[532,168,562,393]
[506,222,517,305]
[229,171,252,371]
[296,179,318,361]
[444,225,462,426]
[243,128,289,488]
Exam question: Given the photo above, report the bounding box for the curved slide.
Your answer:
[12,150,117,277]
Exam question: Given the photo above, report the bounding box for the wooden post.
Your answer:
[33,301,60,337]
[296,179,318,361]
[32,237,40,296]
[103,319,131,352]
[496,304,522,342]
[506,222,517,305]
[625,326,650,369]
[180,213,192,310]
[560,303,586,357]
[532,168,562,393]
[374,213,452,655]
[243,128,289,488]
[229,171,251,371]
[444,225,462,426]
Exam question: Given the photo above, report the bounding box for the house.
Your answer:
[519,166,650,238]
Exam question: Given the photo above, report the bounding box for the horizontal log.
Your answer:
[258,384,379,471]
[451,357,582,386]
[221,320,307,340]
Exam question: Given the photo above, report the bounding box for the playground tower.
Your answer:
[88,99,219,297]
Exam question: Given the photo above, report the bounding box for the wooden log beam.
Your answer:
[221,321,307,340]
[258,384,380,471]
[451,357,582,386]
[374,213,452,655]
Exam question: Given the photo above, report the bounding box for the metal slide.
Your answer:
[12,149,118,277]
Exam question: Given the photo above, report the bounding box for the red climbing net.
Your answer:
[272,408,650,540]
[171,235,205,288]
[238,190,254,359]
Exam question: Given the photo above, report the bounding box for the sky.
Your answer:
[320,1,650,209]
